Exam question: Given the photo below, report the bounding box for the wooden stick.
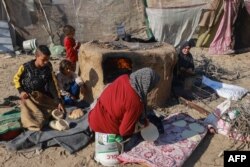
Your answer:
[38,0,53,44]
[179,97,211,116]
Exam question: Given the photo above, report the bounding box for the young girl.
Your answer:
[63,25,80,72]
[56,59,85,106]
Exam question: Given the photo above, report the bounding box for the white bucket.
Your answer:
[23,39,37,50]
[95,132,123,166]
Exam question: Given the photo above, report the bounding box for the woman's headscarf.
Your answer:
[179,41,192,55]
[130,67,160,107]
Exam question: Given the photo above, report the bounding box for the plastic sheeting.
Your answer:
[0,0,147,46]
[208,0,241,55]
[202,76,248,101]
[146,4,206,47]
[146,0,208,8]
[0,21,14,53]
[196,0,224,47]
[245,0,250,15]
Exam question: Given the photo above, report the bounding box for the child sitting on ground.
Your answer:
[13,45,64,131]
[63,25,80,72]
[56,59,86,107]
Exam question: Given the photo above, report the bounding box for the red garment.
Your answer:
[64,36,80,63]
[88,75,143,137]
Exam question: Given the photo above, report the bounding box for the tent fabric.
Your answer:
[234,3,250,50]
[208,0,241,55]
[198,0,223,27]
[0,0,147,46]
[196,0,224,47]
[0,0,250,51]
[146,0,208,8]
[146,4,206,47]
[245,0,250,14]
[0,20,14,53]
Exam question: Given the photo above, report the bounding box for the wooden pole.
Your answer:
[179,97,211,116]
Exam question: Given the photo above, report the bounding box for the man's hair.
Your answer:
[63,25,75,36]
[37,45,51,56]
[59,59,73,73]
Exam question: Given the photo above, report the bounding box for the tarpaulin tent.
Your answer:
[145,0,250,54]
[0,0,249,55]
[0,0,148,48]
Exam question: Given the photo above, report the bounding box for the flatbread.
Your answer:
[140,123,159,142]
[188,123,205,133]
[181,130,198,139]
[69,109,84,119]
[172,120,187,127]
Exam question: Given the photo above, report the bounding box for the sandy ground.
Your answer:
[0,48,250,167]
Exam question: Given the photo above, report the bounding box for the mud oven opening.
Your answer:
[102,57,132,84]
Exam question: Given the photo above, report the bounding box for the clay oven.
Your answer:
[78,41,177,107]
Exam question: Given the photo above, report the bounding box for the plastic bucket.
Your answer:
[95,132,123,166]
[23,39,37,50]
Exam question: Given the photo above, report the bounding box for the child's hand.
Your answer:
[76,41,81,47]
[70,95,77,100]
[74,42,81,50]
[58,103,65,113]
[20,91,29,101]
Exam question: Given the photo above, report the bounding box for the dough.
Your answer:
[188,123,205,133]
[69,109,84,119]
[140,123,159,142]
[181,130,198,139]
[172,120,187,127]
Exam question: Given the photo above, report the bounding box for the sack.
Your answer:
[0,107,22,141]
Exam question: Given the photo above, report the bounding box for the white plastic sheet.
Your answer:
[0,21,14,53]
[202,76,248,100]
[146,4,206,47]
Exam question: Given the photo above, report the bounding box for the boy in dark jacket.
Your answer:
[13,45,64,131]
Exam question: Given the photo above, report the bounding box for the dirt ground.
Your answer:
[0,48,250,167]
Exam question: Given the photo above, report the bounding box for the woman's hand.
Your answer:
[187,68,195,75]
[74,42,81,50]
[144,119,149,127]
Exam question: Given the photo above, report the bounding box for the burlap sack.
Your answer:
[20,91,58,131]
